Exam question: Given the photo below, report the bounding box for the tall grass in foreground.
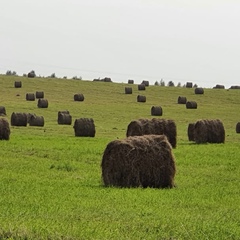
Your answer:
[0,75,240,239]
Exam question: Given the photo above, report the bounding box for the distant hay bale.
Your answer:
[138,84,146,90]
[126,118,177,148]
[29,115,44,127]
[26,93,35,101]
[194,119,225,144]
[186,82,193,88]
[11,112,28,126]
[195,87,204,94]
[128,79,134,84]
[178,96,187,104]
[73,118,95,137]
[236,122,240,133]
[186,101,197,109]
[37,99,48,108]
[137,95,146,102]
[213,84,225,89]
[151,106,163,116]
[188,123,195,141]
[102,77,112,82]
[101,134,176,188]
[58,112,72,125]
[0,118,10,140]
[230,86,240,89]
[125,87,132,94]
[14,81,22,88]
[36,91,44,99]
[0,106,6,116]
[74,93,84,101]
[141,80,149,86]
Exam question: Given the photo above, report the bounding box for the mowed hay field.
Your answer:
[0,75,240,239]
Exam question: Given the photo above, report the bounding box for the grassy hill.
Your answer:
[0,75,239,239]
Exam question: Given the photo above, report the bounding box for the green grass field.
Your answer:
[0,75,240,239]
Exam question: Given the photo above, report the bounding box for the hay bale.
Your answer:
[230,86,240,89]
[141,80,149,86]
[14,81,22,88]
[213,84,225,89]
[126,118,177,148]
[188,123,195,141]
[125,87,132,94]
[74,94,84,101]
[138,84,146,90]
[194,119,225,144]
[137,95,146,102]
[186,82,193,88]
[37,99,48,108]
[29,115,44,127]
[58,112,72,125]
[151,106,163,116]
[186,101,197,109]
[0,118,10,140]
[195,87,204,94]
[26,113,36,123]
[101,134,176,188]
[36,91,44,99]
[73,118,95,137]
[26,93,35,101]
[178,96,187,104]
[128,79,134,84]
[236,122,240,133]
[11,112,28,126]
[0,106,6,116]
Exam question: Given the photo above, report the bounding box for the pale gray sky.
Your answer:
[1,0,240,88]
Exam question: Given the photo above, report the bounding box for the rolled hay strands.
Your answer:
[0,106,6,116]
[194,119,225,144]
[138,84,146,91]
[141,80,149,86]
[58,112,72,125]
[0,118,10,140]
[151,106,163,116]
[236,122,240,133]
[186,82,193,88]
[195,87,204,94]
[74,93,84,102]
[137,95,146,102]
[37,99,48,108]
[26,93,35,101]
[126,118,177,148]
[128,79,134,84]
[14,81,22,88]
[125,87,132,94]
[36,91,44,99]
[11,112,28,126]
[73,118,95,137]
[188,123,195,141]
[178,96,187,104]
[29,115,44,127]
[186,101,197,109]
[101,134,176,188]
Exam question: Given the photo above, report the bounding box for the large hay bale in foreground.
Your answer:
[29,115,44,127]
[0,106,6,116]
[194,119,225,144]
[26,93,35,101]
[0,118,10,140]
[137,95,146,102]
[188,123,195,141]
[58,112,72,125]
[36,91,44,99]
[186,101,197,109]
[73,118,95,137]
[138,84,145,91]
[125,87,132,94]
[14,81,22,88]
[101,134,176,188]
[74,93,84,101]
[11,112,28,126]
[37,99,48,108]
[178,96,187,104]
[195,87,204,94]
[151,106,162,116]
[236,122,240,133]
[128,79,134,84]
[126,118,177,148]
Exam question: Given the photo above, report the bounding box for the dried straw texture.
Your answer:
[151,106,162,116]
[138,84,146,90]
[194,119,225,144]
[186,82,193,88]
[126,118,177,148]
[188,123,195,141]
[125,87,132,94]
[36,91,44,99]
[58,112,72,125]
[0,106,6,116]
[14,81,22,88]
[141,80,149,86]
[29,115,44,127]
[11,112,28,126]
[195,87,204,94]
[0,118,10,140]
[73,118,95,137]
[101,134,176,188]
[137,95,146,102]
[186,101,197,109]
[236,122,240,133]
[128,79,134,84]
[74,94,84,101]
[37,99,48,108]
[178,96,187,104]
[26,93,35,101]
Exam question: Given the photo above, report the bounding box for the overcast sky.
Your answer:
[1,0,240,88]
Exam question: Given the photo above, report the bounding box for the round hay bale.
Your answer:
[14,81,22,88]
[138,84,146,91]
[137,95,146,102]
[213,84,225,89]
[188,123,195,141]
[195,87,204,94]
[58,112,72,125]
[141,80,149,86]
[36,91,44,99]
[186,82,193,88]
[29,115,44,127]
[27,113,36,123]
[37,99,48,108]
[73,118,95,137]
[186,101,197,109]
[0,118,10,140]
[236,122,240,133]
[178,96,187,104]
[101,134,176,188]
[126,118,177,148]
[0,106,6,116]
[151,106,163,116]
[230,86,240,89]
[11,112,28,126]
[74,93,84,101]
[26,93,35,101]
[194,119,225,144]
[28,71,35,78]
[125,87,132,94]
[128,79,134,84]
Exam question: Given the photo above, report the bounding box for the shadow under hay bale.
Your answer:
[37,99,48,108]
[26,93,35,101]
[14,81,22,88]
[11,112,28,126]
[126,118,177,148]
[194,119,225,144]
[213,84,225,89]
[29,115,44,127]
[128,79,134,84]
[186,82,193,88]
[151,106,162,116]
[0,118,10,140]
[188,123,195,141]
[36,91,44,99]
[73,118,95,137]
[137,95,146,102]
[236,122,240,133]
[141,80,149,86]
[138,84,146,91]
[186,101,197,109]
[58,112,72,125]
[195,87,204,94]
[125,87,132,94]
[178,96,187,104]
[101,134,176,188]
[74,93,84,101]
[0,106,6,116]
